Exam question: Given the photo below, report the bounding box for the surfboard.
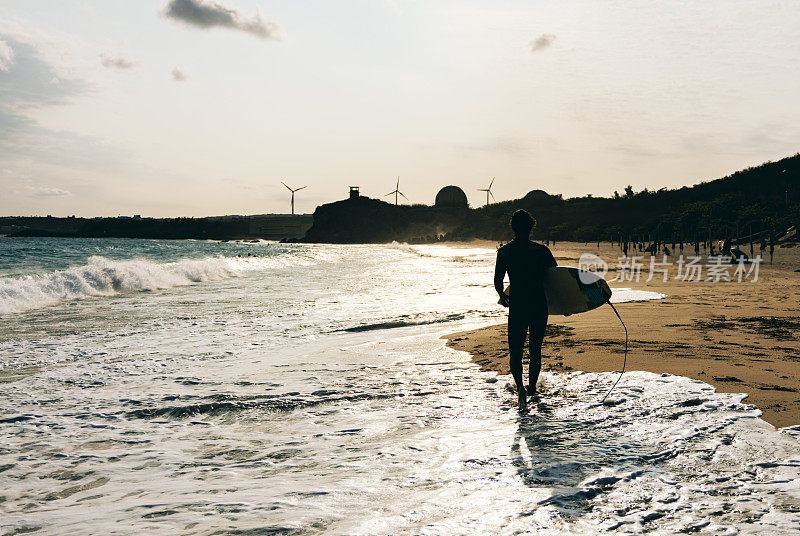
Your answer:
[500,266,612,316]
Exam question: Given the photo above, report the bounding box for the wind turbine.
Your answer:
[281,181,307,215]
[384,176,408,205]
[478,177,495,206]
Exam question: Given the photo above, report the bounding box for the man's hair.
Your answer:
[510,209,536,236]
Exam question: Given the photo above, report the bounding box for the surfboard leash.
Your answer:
[601,301,628,403]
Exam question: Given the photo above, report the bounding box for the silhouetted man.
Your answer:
[495,210,557,410]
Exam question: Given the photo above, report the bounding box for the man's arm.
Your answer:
[545,246,557,267]
[494,250,509,307]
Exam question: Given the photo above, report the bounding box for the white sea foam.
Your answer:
[389,241,494,259]
[0,254,311,315]
[0,241,797,535]
[609,287,666,303]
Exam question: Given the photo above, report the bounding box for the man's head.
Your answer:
[510,209,536,238]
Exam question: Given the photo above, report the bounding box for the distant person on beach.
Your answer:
[730,247,749,263]
[494,210,557,410]
[721,238,732,256]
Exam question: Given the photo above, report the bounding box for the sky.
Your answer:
[1,0,799,217]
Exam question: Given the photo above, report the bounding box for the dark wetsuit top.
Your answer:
[495,240,557,311]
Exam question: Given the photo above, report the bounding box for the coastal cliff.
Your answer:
[302,196,466,243]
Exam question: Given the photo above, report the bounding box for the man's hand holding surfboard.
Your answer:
[498,291,510,308]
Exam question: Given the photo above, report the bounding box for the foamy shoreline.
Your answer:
[444,241,800,428]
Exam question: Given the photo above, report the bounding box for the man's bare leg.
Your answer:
[528,350,541,396]
[508,312,529,410]
[510,352,528,411]
[528,310,548,396]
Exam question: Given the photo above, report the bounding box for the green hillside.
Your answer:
[455,153,798,243]
[303,153,798,244]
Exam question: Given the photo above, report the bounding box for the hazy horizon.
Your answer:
[1,154,794,220]
[2,1,799,217]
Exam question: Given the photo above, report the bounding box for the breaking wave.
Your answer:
[0,254,300,315]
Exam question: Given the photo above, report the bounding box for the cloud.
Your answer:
[0,39,13,71]
[171,67,188,81]
[23,184,72,198]
[530,33,555,53]
[100,55,137,70]
[0,40,125,169]
[163,0,280,40]
[0,40,83,108]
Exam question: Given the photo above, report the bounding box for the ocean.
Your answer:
[1,238,799,535]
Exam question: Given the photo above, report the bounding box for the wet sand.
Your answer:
[445,241,800,428]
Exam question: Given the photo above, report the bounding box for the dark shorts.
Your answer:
[508,299,548,357]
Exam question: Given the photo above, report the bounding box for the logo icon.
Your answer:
[578,253,608,284]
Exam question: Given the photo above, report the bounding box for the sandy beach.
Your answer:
[445,241,800,428]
